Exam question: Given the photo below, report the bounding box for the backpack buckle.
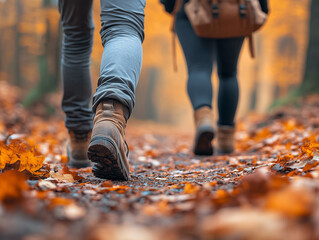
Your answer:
[239,4,247,18]
[212,4,219,18]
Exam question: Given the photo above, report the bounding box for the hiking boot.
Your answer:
[67,131,92,168]
[87,100,130,181]
[217,125,235,154]
[193,107,215,155]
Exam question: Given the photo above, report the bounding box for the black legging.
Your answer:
[175,5,244,127]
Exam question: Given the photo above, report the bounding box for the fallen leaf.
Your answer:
[0,170,27,208]
[38,180,57,190]
[265,184,314,217]
[183,183,200,194]
[0,142,46,177]
[50,171,74,183]
[63,204,86,220]
[49,197,74,209]
[201,208,303,240]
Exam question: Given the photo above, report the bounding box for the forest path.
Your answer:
[0,83,318,240]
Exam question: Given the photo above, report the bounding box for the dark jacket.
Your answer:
[161,0,269,15]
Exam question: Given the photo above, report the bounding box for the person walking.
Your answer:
[172,0,269,156]
[59,0,145,180]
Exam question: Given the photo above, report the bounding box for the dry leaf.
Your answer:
[0,142,46,176]
[63,204,86,220]
[0,170,27,208]
[201,208,304,240]
[50,171,74,183]
[265,185,314,217]
[38,180,57,190]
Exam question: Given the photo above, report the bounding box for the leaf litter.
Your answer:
[0,82,319,239]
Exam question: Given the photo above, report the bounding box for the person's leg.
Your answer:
[216,37,244,127]
[92,0,145,116]
[175,11,214,111]
[216,37,244,154]
[59,0,94,132]
[88,0,146,180]
[175,10,215,155]
[59,0,94,168]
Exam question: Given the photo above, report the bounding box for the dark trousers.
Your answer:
[175,7,244,127]
[59,0,145,132]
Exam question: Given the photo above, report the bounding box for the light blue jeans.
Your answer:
[59,0,145,132]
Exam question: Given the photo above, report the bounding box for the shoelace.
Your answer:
[124,140,129,157]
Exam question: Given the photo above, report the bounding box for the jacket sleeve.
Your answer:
[259,0,269,14]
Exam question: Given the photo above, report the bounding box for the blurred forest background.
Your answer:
[0,0,318,129]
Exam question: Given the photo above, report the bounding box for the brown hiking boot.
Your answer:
[217,125,235,154]
[193,107,215,155]
[67,131,92,168]
[87,100,130,180]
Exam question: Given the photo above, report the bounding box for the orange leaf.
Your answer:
[49,197,74,209]
[0,142,46,176]
[0,170,28,208]
[183,183,200,194]
[265,187,313,217]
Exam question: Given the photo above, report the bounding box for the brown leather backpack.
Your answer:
[185,0,267,38]
[183,0,267,57]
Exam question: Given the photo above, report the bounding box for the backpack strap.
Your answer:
[248,34,255,58]
[172,0,183,31]
[171,0,183,71]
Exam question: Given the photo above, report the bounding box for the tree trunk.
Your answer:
[300,0,319,94]
[13,0,22,86]
[22,0,61,112]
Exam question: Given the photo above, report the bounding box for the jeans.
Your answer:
[59,0,145,132]
[175,5,244,127]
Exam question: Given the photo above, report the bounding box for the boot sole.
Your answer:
[194,126,215,156]
[87,137,129,181]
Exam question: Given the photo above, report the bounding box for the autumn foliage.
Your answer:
[0,141,47,177]
[0,81,319,239]
[0,170,27,208]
